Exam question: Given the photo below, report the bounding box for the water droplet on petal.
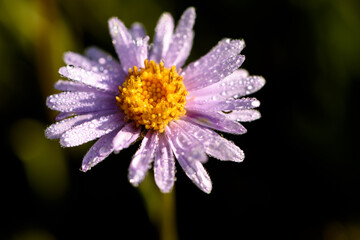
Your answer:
[98,58,106,64]
[251,100,260,107]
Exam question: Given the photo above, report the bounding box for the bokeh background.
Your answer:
[1,0,360,239]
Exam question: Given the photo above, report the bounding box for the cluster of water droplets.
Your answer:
[184,110,247,135]
[223,109,261,122]
[177,120,244,162]
[45,113,100,140]
[182,38,245,90]
[109,17,148,73]
[60,113,122,147]
[165,122,212,193]
[81,129,119,172]
[154,133,176,193]
[150,13,174,63]
[112,123,140,153]
[46,91,116,113]
[129,131,158,186]
[160,7,195,69]
[61,50,124,93]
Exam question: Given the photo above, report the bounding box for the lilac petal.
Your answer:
[150,13,174,63]
[186,97,261,112]
[85,47,124,74]
[45,112,109,140]
[184,55,245,91]
[183,110,247,134]
[59,65,121,94]
[46,91,117,113]
[55,112,76,121]
[133,35,150,67]
[224,110,261,122]
[166,122,212,193]
[63,50,124,87]
[81,129,119,172]
[177,120,244,162]
[182,39,245,79]
[60,113,123,147]
[128,131,158,186]
[112,122,141,153]
[182,39,245,91]
[154,132,175,193]
[108,18,148,72]
[163,7,195,68]
[129,22,146,39]
[188,70,265,100]
[54,80,95,92]
[64,52,101,71]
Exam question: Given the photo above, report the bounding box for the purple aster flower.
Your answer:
[46,7,265,193]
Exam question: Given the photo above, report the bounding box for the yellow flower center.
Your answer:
[116,59,188,133]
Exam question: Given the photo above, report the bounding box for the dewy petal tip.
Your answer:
[46,6,264,193]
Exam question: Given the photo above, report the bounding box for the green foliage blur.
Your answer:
[1,0,360,239]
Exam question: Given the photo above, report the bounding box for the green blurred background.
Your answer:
[1,0,360,239]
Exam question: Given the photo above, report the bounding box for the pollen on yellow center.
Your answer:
[116,59,188,133]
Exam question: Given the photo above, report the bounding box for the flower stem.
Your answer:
[161,190,178,240]
[139,175,178,240]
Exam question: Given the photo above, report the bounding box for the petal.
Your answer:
[177,120,244,162]
[59,65,121,94]
[184,55,245,91]
[81,129,119,172]
[108,18,148,72]
[129,22,146,39]
[46,91,117,113]
[165,121,212,193]
[150,12,174,63]
[54,80,94,92]
[133,35,150,68]
[183,110,247,134]
[188,70,265,100]
[63,52,95,70]
[128,131,158,186]
[186,97,261,112]
[182,39,245,91]
[55,112,76,121]
[112,122,141,153]
[85,47,124,75]
[154,132,175,193]
[45,112,111,139]
[64,51,121,74]
[223,110,261,122]
[163,7,195,68]
[60,113,123,147]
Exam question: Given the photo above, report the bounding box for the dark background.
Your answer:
[1,0,360,239]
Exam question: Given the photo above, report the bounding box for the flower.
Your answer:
[45,7,265,193]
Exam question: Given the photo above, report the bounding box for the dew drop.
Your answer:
[251,100,260,107]
[98,58,106,64]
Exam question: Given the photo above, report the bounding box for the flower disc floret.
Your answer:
[116,59,188,133]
